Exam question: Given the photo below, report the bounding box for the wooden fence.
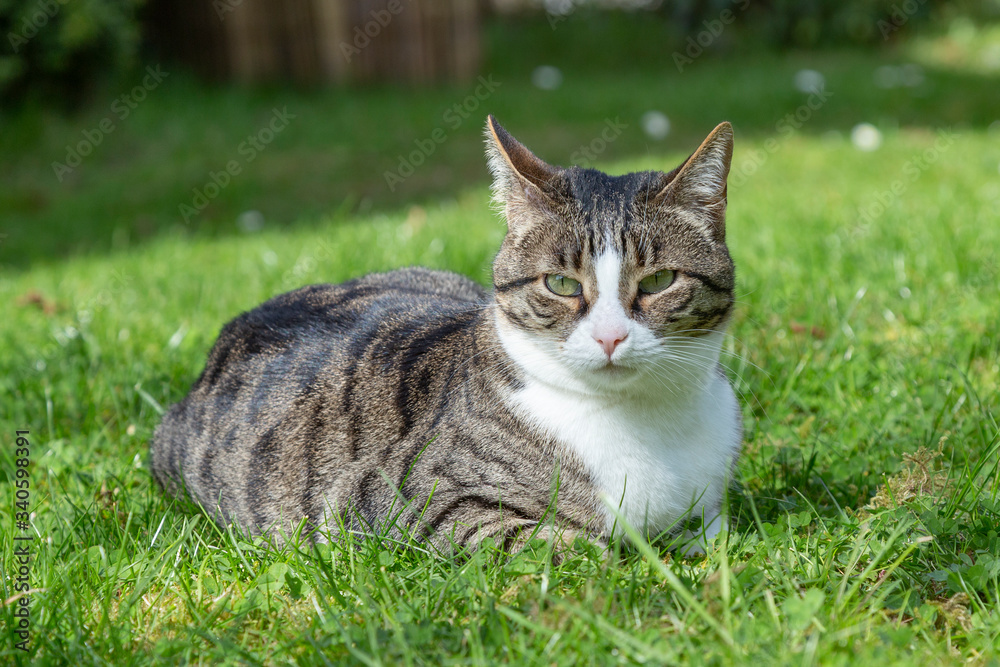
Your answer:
[144,0,481,84]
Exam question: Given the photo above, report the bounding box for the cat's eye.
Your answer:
[638,270,675,295]
[544,274,582,297]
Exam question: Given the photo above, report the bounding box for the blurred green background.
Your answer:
[2,0,999,269]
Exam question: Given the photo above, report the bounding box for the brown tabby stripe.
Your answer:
[494,276,536,292]
[686,271,733,293]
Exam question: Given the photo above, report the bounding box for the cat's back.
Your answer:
[192,266,484,381]
[215,265,482,347]
[150,267,489,520]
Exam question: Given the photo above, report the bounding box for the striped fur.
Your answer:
[151,118,743,552]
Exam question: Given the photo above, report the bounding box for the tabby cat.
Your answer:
[150,116,742,553]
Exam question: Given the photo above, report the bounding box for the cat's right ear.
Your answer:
[485,115,560,232]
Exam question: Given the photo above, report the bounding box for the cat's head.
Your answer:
[485,116,736,396]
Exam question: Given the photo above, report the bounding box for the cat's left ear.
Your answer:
[654,122,734,241]
[485,115,560,232]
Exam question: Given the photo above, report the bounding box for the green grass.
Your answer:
[2,15,1000,666]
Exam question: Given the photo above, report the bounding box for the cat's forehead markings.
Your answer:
[593,248,624,304]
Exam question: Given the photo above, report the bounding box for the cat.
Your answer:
[150,116,742,554]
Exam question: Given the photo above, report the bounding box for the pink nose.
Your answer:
[594,330,627,358]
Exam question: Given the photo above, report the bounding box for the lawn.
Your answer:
[1,14,999,666]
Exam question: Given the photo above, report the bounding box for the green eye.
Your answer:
[638,269,675,294]
[544,274,582,297]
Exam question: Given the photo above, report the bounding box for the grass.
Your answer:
[2,13,1000,666]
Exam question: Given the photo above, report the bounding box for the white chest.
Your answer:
[510,373,741,536]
